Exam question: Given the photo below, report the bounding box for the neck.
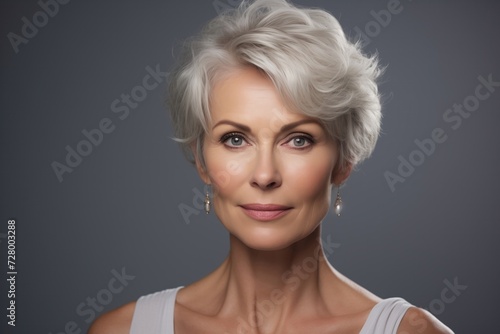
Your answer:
[214,226,339,322]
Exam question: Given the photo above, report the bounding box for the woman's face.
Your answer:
[196,66,346,251]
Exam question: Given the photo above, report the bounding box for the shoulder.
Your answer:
[398,306,454,334]
[87,301,136,334]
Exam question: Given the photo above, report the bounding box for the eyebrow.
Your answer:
[212,119,322,133]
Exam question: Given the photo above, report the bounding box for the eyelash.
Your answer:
[219,132,245,148]
[219,132,315,150]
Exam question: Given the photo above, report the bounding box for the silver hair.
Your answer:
[168,0,383,173]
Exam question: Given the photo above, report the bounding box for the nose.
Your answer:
[250,147,282,190]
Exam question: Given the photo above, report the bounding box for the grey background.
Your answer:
[1,0,499,333]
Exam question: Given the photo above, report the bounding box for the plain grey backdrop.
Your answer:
[1,0,499,333]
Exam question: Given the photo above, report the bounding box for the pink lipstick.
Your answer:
[240,204,292,221]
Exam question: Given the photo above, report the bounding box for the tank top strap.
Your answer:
[359,297,413,334]
[130,286,183,334]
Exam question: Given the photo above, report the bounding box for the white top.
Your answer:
[130,286,412,334]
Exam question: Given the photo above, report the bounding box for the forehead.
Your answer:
[209,66,308,126]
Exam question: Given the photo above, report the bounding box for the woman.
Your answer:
[90,0,453,333]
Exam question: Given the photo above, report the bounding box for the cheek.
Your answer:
[283,154,334,198]
[204,148,252,196]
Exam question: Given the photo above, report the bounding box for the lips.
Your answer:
[240,203,292,221]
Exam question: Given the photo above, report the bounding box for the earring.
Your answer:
[334,186,343,216]
[204,188,211,214]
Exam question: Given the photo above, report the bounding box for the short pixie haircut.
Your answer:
[168,0,383,173]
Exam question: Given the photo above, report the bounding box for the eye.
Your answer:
[286,134,314,149]
[220,132,247,148]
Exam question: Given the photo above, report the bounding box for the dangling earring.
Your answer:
[334,186,343,216]
[204,187,211,214]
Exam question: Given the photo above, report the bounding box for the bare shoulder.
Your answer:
[87,301,136,334]
[398,306,454,334]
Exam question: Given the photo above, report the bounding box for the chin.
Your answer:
[233,226,305,251]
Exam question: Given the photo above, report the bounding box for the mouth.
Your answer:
[239,203,293,221]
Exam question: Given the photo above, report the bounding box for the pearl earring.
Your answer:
[334,186,343,216]
[204,188,211,214]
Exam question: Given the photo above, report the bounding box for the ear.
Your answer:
[331,162,352,186]
[191,143,211,185]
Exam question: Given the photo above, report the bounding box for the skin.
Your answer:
[88,66,453,334]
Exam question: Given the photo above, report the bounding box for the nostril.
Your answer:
[266,182,277,189]
[250,180,280,190]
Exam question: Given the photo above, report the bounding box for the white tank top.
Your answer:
[130,286,412,334]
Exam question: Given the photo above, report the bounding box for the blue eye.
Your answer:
[220,133,246,147]
[228,136,244,146]
[287,135,313,148]
[292,137,307,147]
